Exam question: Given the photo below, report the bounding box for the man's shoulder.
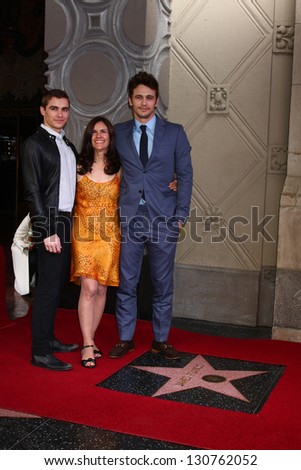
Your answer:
[25,126,51,143]
[114,120,133,132]
[22,127,62,155]
[22,128,43,150]
[156,116,183,131]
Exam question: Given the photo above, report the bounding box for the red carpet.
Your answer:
[1,309,301,449]
[0,246,15,330]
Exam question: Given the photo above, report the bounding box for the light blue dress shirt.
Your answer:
[133,115,156,204]
[133,115,156,159]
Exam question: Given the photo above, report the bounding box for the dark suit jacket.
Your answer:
[115,116,193,224]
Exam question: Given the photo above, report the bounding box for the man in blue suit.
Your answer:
[109,71,193,359]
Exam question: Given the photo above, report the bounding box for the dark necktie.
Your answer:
[139,125,148,167]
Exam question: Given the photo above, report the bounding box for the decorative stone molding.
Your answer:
[87,12,102,29]
[268,145,288,174]
[204,206,224,230]
[207,84,230,114]
[273,24,294,53]
[44,0,171,148]
[262,268,276,282]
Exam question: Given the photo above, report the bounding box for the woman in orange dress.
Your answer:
[70,116,121,368]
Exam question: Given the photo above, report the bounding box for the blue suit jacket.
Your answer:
[115,116,193,224]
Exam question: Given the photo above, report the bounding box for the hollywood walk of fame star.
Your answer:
[132,355,268,402]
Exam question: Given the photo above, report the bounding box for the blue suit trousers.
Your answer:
[116,204,179,342]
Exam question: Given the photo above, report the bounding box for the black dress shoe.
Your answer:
[50,339,79,353]
[31,353,72,371]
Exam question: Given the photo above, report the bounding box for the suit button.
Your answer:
[139,190,142,193]
[143,170,146,173]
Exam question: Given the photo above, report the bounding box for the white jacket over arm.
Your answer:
[11,214,33,295]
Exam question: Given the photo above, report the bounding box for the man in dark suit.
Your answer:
[109,71,193,359]
[22,89,79,371]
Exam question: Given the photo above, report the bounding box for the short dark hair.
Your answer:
[127,71,159,98]
[41,89,70,108]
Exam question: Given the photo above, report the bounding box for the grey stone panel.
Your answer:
[274,268,301,330]
[173,265,260,327]
[257,268,276,327]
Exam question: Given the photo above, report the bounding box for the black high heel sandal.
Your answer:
[92,339,103,359]
[81,345,96,369]
[94,349,103,359]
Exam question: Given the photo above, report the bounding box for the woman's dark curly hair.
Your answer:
[77,116,120,175]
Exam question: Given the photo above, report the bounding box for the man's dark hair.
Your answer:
[41,89,70,108]
[127,71,159,98]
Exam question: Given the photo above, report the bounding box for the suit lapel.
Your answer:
[150,116,165,160]
[124,122,143,168]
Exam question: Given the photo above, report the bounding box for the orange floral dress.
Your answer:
[70,174,120,286]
